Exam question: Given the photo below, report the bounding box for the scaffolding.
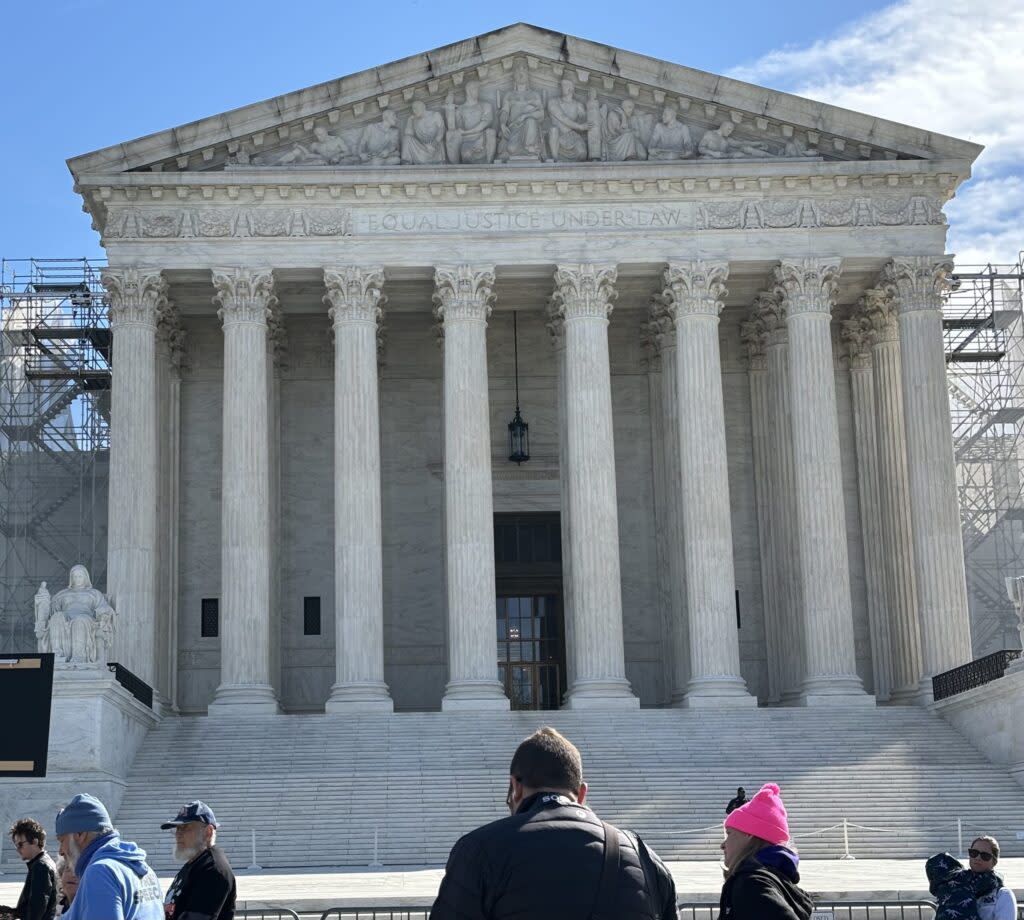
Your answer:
[0,257,110,653]
[945,252,1024,654]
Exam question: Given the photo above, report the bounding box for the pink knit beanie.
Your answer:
[724,782,790,845]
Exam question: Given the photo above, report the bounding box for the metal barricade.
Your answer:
[319,908,431,920]
[236,909,302,920]
[677,902,937,920]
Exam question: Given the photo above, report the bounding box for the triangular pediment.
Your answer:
[68,23,981,180]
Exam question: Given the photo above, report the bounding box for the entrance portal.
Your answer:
[494,513,566,710]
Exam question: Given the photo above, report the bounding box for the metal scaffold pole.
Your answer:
[0,257,110,652]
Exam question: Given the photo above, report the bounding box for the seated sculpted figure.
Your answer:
[648,105,694,160]
[547,79,590,162]
[444,81,497,164]
[358,110,401,166]
[402,100,446,165]
[604,99,652,161]
[699,120,771,158]
[34,565,116,667]
[497,62,545,161]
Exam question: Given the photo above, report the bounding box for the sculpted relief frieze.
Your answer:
[102,194,945,242]
[203,59,874,173]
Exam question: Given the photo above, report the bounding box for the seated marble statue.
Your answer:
[547,79,590,162]
[603,99,653,161]
[497,62,545,161]
[401,100,446,165]
[698,120,772,158]
[34,565,116,667]
[648,105,694,160]
[444,81,497,164]
[358,111,401,166]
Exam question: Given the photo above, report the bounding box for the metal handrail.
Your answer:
[106,661,154,708]
[677,902,939,919]
[237,910,301,920]
[932,649,1022,701]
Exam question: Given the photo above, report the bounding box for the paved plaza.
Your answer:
[2,858,1021,912]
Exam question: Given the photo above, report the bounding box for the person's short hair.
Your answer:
[509,727,583,793]
[972,835,1000,858]
[9,818,46,847]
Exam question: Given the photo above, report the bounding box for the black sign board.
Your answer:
[0,653,54,777]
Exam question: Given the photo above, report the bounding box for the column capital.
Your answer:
[858,287,900,344]
[662,261,729,318]
[433,265,496,324]
[642,294,676,363]
[267,303,288,371]
[750,289,788,347]
[101,267,166,327]
[881,256,955,315]
[551,263,618,321]
[840,315,873,369]
[740,314,769,369]
[155,300,187,370]
[774,258,842,317]
[212,267,276,325]
[323,267,387,326]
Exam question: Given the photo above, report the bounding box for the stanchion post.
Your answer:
[369,826,383,869]
[957,817,964,859]
[839,817,855,860]
[248,828,262,871]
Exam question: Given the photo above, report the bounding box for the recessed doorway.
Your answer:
[494,512,566,710]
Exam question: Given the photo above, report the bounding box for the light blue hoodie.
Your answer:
[64,832,163,920]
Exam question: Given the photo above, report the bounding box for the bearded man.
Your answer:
[160,802,236,920]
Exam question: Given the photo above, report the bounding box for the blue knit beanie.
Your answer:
[55,794,111,835]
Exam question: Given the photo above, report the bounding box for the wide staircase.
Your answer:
[114,707,1024,871]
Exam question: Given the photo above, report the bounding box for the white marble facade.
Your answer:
[67,24,983,715]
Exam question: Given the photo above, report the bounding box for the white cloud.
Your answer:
[729,0,1024,267]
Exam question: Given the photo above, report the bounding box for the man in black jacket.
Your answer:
[430,726,677,920]
[3,818,58,920]
[160,801,236,920]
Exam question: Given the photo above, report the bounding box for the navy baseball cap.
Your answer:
[160,800,218,829]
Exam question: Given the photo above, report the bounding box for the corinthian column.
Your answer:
[550,265,637,708]
[883,257,973,681]
[323,267,393,712]
[775,258,869,705]
[840,312,892,702]
[662,262,753,706]
[863,288,923,700]
[742,298,781,703]
[208,267,279,716]
[101,267,165,691]
[434,266,508,711]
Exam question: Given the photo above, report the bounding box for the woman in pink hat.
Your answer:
[719,782,815,920]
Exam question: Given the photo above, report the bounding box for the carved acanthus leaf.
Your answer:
[773,258,842,317]
[550,264,618,322]
[211,267,277,325]
[662,261,729,318]
[323,267,387,325]
[857,287,899,344]
[432,265,496,323]
[880,256,955,314]
[101,267,167,326]
[840,314,873,366]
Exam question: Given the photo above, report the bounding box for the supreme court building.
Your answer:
[68,23,982,717]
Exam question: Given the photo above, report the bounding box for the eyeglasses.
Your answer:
[968,848,995,862]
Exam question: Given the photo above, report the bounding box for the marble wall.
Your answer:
[173,302,876,711]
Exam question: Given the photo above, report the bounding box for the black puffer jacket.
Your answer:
[720,846,814,920]
[429,792,677,920]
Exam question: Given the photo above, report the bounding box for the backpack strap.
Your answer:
[590,821,621,920]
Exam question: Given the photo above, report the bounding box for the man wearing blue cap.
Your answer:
[160,801,235,920]
[54,793,162,920]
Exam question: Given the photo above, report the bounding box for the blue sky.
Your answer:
[2,0,1020,266]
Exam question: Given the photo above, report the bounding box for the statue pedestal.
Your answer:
[0,670,159,869]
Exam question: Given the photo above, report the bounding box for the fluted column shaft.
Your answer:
[765,327,805,699]
[102,267,164,690]
[434,266,508,710]
[776,259,868,704]
[742,302,781,702]
[842,318,893,701]
[551,264,637,708]
[886,257,973,679]
[664,262,753,707]
[866,294,923,699]
[324,268,393,711]
[209,267,279,715]
[553,332,577,696]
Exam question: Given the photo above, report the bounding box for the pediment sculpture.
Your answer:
[34,564,116,668]
[225,60,824,170]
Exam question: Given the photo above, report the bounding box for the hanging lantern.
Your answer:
[507,311,530,464]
